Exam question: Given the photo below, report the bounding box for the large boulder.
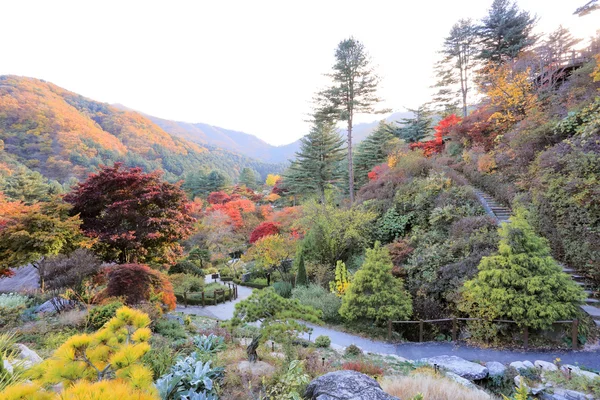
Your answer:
[304,370,399,400]
[540,388,595,400]
[421,355,488,380]
[560,365,599,381]
[485,361,506,378]
[15,344,43,369]
[534,360,558,372]
[510,360,534,372]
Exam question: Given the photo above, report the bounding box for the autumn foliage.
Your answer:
[207,191,231,205]
[105,264,176,311]
[367,163,390,181]
[249,222,280,243]
[410,114,461,157]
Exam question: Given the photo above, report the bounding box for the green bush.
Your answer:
[153,318,188,341]
[233,278,268,289]
[291,284,342,323]
[169,273,204,294]
[273,281,293,298]
[345,344,363,357]
[86,301,123,330]
[169,260,204,276]
[141,336,181,379]
[0,294,28,309]
[314,335,331,348]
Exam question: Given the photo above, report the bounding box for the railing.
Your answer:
[388,318,579,350]
[176,283,239,307]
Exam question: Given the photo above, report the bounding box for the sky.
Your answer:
[1,1,598,146]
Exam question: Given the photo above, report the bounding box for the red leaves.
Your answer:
[249,222,280,243]
[367,163,390,181]
[207,191,231,205]
[410,114,461,157]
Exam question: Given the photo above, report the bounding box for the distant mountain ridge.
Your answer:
[139,110,413,163]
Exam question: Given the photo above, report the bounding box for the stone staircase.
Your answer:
[473,190,600,327]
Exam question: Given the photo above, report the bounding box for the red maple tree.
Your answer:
[410,114,461,157]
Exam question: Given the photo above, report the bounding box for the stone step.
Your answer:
[595,320,600,327]
[570,274,586,281]
[584,290,594,296]
[585,298,599,304]
[580,305,600,318]
[562,267,576,273]
[575,281,589,287]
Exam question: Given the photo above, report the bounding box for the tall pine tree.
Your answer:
[354,121,395,186]
[478,0,537,64]
[395,105,434,143]
[285,121,346,203]
[315,37,389,203]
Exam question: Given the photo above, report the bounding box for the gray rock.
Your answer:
[2,359,13,374]
[514,375,546,395]
[304,370,399,400]
[510,360,535,372]
[16,344,42,369]
[560,365,599,381]
[541,388,594,400]
[35,297,78,314]
[445,372,491,399]
[166,314,184,325]
[486,361,506,378]
[535,360,558,372]
[421,355,488,380]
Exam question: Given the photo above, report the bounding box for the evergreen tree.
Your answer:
[0,168,58,204]
[433,19,478,117]
[395,105,434,143]
[339,242,413,325]
[460,210,586,329]
[478,0,537,64]
[315,37,389,203]
[295,252,308,287]
[354,121,395,186]
[239,167,258,189]
[286,121,346,203]
[206,170,228,193]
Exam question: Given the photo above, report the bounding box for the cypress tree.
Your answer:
[354,121,395,186]
[460,209,586,329]
[295,252,308,287]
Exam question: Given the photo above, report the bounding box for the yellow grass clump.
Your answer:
[381,374,496,400]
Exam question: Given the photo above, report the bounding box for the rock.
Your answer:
[510,360,535,372]
[166,314,184,325]
[2,359,13,374]
[535,360,558,372]
[35,297,78,314]
[445,372,491,399]
[237,361,275,377]
[560,365,599,380]
[304,370,399,400]
[421,355,488,380]
[16,344,42,368]
[541,388,594,400]
[485,361,506,378]
[514,375,546,395]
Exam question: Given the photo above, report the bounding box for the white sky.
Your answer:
[1,1,598,145]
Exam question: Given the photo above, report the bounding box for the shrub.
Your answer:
[153,318,188,341]
[291,284,342,323]
[264,359,311,399]
[86,301,123,330]
[169,273,204,295]
[38,249,101,294]
[141,336,181,380]
[344,344,363,357]
[342,361,383,377]
[249,222,280,243]
[314,335,331,348]
[0,294,28,309]
[169,260,204,276]
[105,264,176,310]
[273,281,293,298]
[0,294,27,328]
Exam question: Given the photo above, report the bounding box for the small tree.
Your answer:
[329,261,350,297]
[230,289,321,362]
[295,253,308,287]
[339,242,413,325]
[243,234,297,282]
[460,210,586,329]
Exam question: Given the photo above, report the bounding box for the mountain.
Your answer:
[141,111,413,164]
[0,76,282,185]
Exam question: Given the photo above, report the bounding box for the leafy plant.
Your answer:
[264,360,311,400]
[86,301,123,330]
[291,284,342,324]
[314,335,331,348]
[273,281,293,298]
[344,344,363,357]
[193,334,225,355]
[153,319,188,341]
[0,294,28,309]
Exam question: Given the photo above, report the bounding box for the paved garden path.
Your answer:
[175,277,253,319]
[177,284,600,370]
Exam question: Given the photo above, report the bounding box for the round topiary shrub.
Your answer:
[344,344,363,357]
[314,335,331,348]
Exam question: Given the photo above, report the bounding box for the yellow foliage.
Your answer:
[330,261,350,297]
[265,174,281,186]
[0,383,53,400]
[264,193,281,203]
[482,64,536,126]
[592,55,600,84]
[477,153,497,173]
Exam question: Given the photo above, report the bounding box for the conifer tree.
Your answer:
[460,210,586,329]
[329,260,350,297]
[478,0,537,64]
[315,37,389,203]
[354,121,395,186]
[395,105,434,143]
[239,167,258,190]
[295,252,308,287]
[286,121,346,203]
[339,242,412,325]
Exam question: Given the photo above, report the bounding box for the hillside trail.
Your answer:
[176,283,600,369]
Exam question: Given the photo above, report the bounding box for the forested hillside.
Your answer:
[0,75,282,188]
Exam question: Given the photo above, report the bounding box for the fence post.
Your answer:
[214,291,218,305]
[572,319,578,350]
[184,292,187,308]
[388,320,392,341]
[523,326,529,350]
[419,320,424,343]
[235,285,238,299]
[452,318,457,343]
[202,291,205,307]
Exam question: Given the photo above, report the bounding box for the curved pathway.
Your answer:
[176,284,600,369]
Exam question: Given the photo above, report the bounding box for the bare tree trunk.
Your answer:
[247,335,261,362]
[347,115,354,204]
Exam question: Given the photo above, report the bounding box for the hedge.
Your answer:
[233,279,268,289]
